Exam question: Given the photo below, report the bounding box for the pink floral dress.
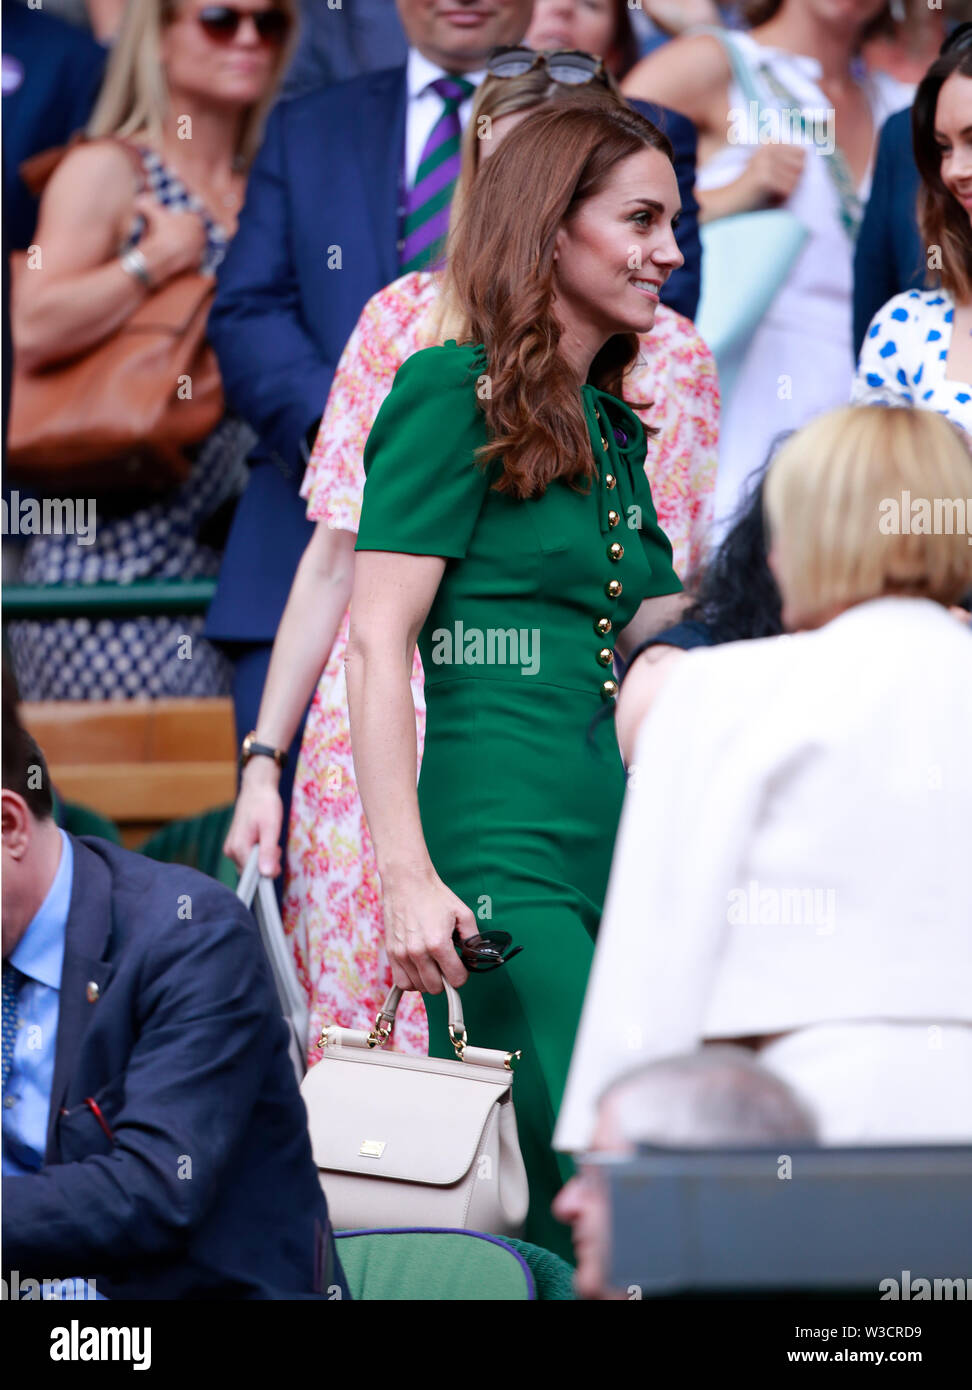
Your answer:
[284,272,719,1063]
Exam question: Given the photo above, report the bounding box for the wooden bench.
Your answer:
[21,698,238,848]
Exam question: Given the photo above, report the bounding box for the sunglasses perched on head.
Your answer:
[195,4,291,46]
[487,45,610,88]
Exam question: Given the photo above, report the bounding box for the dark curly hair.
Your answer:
[913,36,972,302]
[622,460,784,684]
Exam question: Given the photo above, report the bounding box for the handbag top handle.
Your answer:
[374,982,466,1053]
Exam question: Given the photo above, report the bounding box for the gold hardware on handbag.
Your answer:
[300,982,529,1236]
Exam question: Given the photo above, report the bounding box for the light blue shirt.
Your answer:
[3,828,72,1177]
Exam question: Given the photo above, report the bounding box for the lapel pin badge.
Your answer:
[86,981,100,1004]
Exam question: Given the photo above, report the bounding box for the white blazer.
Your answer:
[554,598,972,1153]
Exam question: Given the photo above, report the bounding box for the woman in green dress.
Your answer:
[346,100,687,1257]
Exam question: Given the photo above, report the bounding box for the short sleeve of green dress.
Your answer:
[356,341,492,560]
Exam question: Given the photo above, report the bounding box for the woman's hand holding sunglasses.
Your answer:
[381,863,475,994]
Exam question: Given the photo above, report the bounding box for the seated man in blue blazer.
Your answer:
[206,0,702,873]
[0,673,347,1300]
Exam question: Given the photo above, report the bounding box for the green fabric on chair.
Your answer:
[138,804,237,888]
[335,1230,536,1301]
[51,790,121,844]
[498,1237,577,1300]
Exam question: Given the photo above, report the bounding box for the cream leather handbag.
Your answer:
[300,983,529,1236]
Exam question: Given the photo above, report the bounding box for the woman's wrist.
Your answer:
[377,854,437,890]
[241,754,282,788]
[135,240,190,288]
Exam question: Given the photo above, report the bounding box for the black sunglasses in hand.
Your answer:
[453,928,523,972]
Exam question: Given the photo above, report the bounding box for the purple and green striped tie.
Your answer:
[400,75,475,274]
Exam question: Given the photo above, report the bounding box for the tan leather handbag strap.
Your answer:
[18,132,147,198]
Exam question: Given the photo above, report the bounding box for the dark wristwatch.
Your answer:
[240,731,287,770]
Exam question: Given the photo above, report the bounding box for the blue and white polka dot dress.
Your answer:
[852,288,972,434]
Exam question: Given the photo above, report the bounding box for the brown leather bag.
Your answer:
[6,138,224,494]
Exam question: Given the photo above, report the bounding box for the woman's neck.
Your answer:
[751,7,860,83]
[153,92,245,182]
[552,307,604,385]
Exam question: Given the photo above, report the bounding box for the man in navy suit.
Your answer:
[207,0,703,872]
[282,0,408,97]
[0,673,346,1300]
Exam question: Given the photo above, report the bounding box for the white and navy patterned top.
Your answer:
[852,288,972,435]
[124,146,229,276]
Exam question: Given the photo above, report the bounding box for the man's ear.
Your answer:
[1,789,32,860]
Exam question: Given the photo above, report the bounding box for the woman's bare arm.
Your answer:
[621,32,731,135]
[223,520,356,876]
[615,645,687,767]
[615,590,690,665]
[346,550,476,993]
[13,142,206,370]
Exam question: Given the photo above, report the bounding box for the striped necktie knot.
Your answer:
[429,75,475,107]
[400,75,477,274]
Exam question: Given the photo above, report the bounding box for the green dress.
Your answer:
[356,340,682,1258]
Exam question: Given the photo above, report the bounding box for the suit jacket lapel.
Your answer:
[46,836,116,1161]
[351,65,408,289]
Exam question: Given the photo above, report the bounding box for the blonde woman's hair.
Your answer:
[421,69,626,346]
[764,406,972,620]
[87,0,296,167]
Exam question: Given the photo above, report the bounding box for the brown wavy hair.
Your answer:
[445,103,674,500]
[913,45,972,303]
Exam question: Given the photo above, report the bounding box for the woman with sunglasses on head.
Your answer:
[7,0,295,701]
[343,101,687,1256]
[224,59,718,1070]
[853,29,972,433]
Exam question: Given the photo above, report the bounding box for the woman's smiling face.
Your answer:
[551,146,683,343]
[935,71,972,224]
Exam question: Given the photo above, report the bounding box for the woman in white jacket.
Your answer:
[555,403,972,1154]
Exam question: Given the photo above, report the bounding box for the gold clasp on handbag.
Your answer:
[367,1008,395,1049]
[449,1023,467,1061]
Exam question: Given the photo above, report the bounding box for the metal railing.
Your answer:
[2,579,217,620]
